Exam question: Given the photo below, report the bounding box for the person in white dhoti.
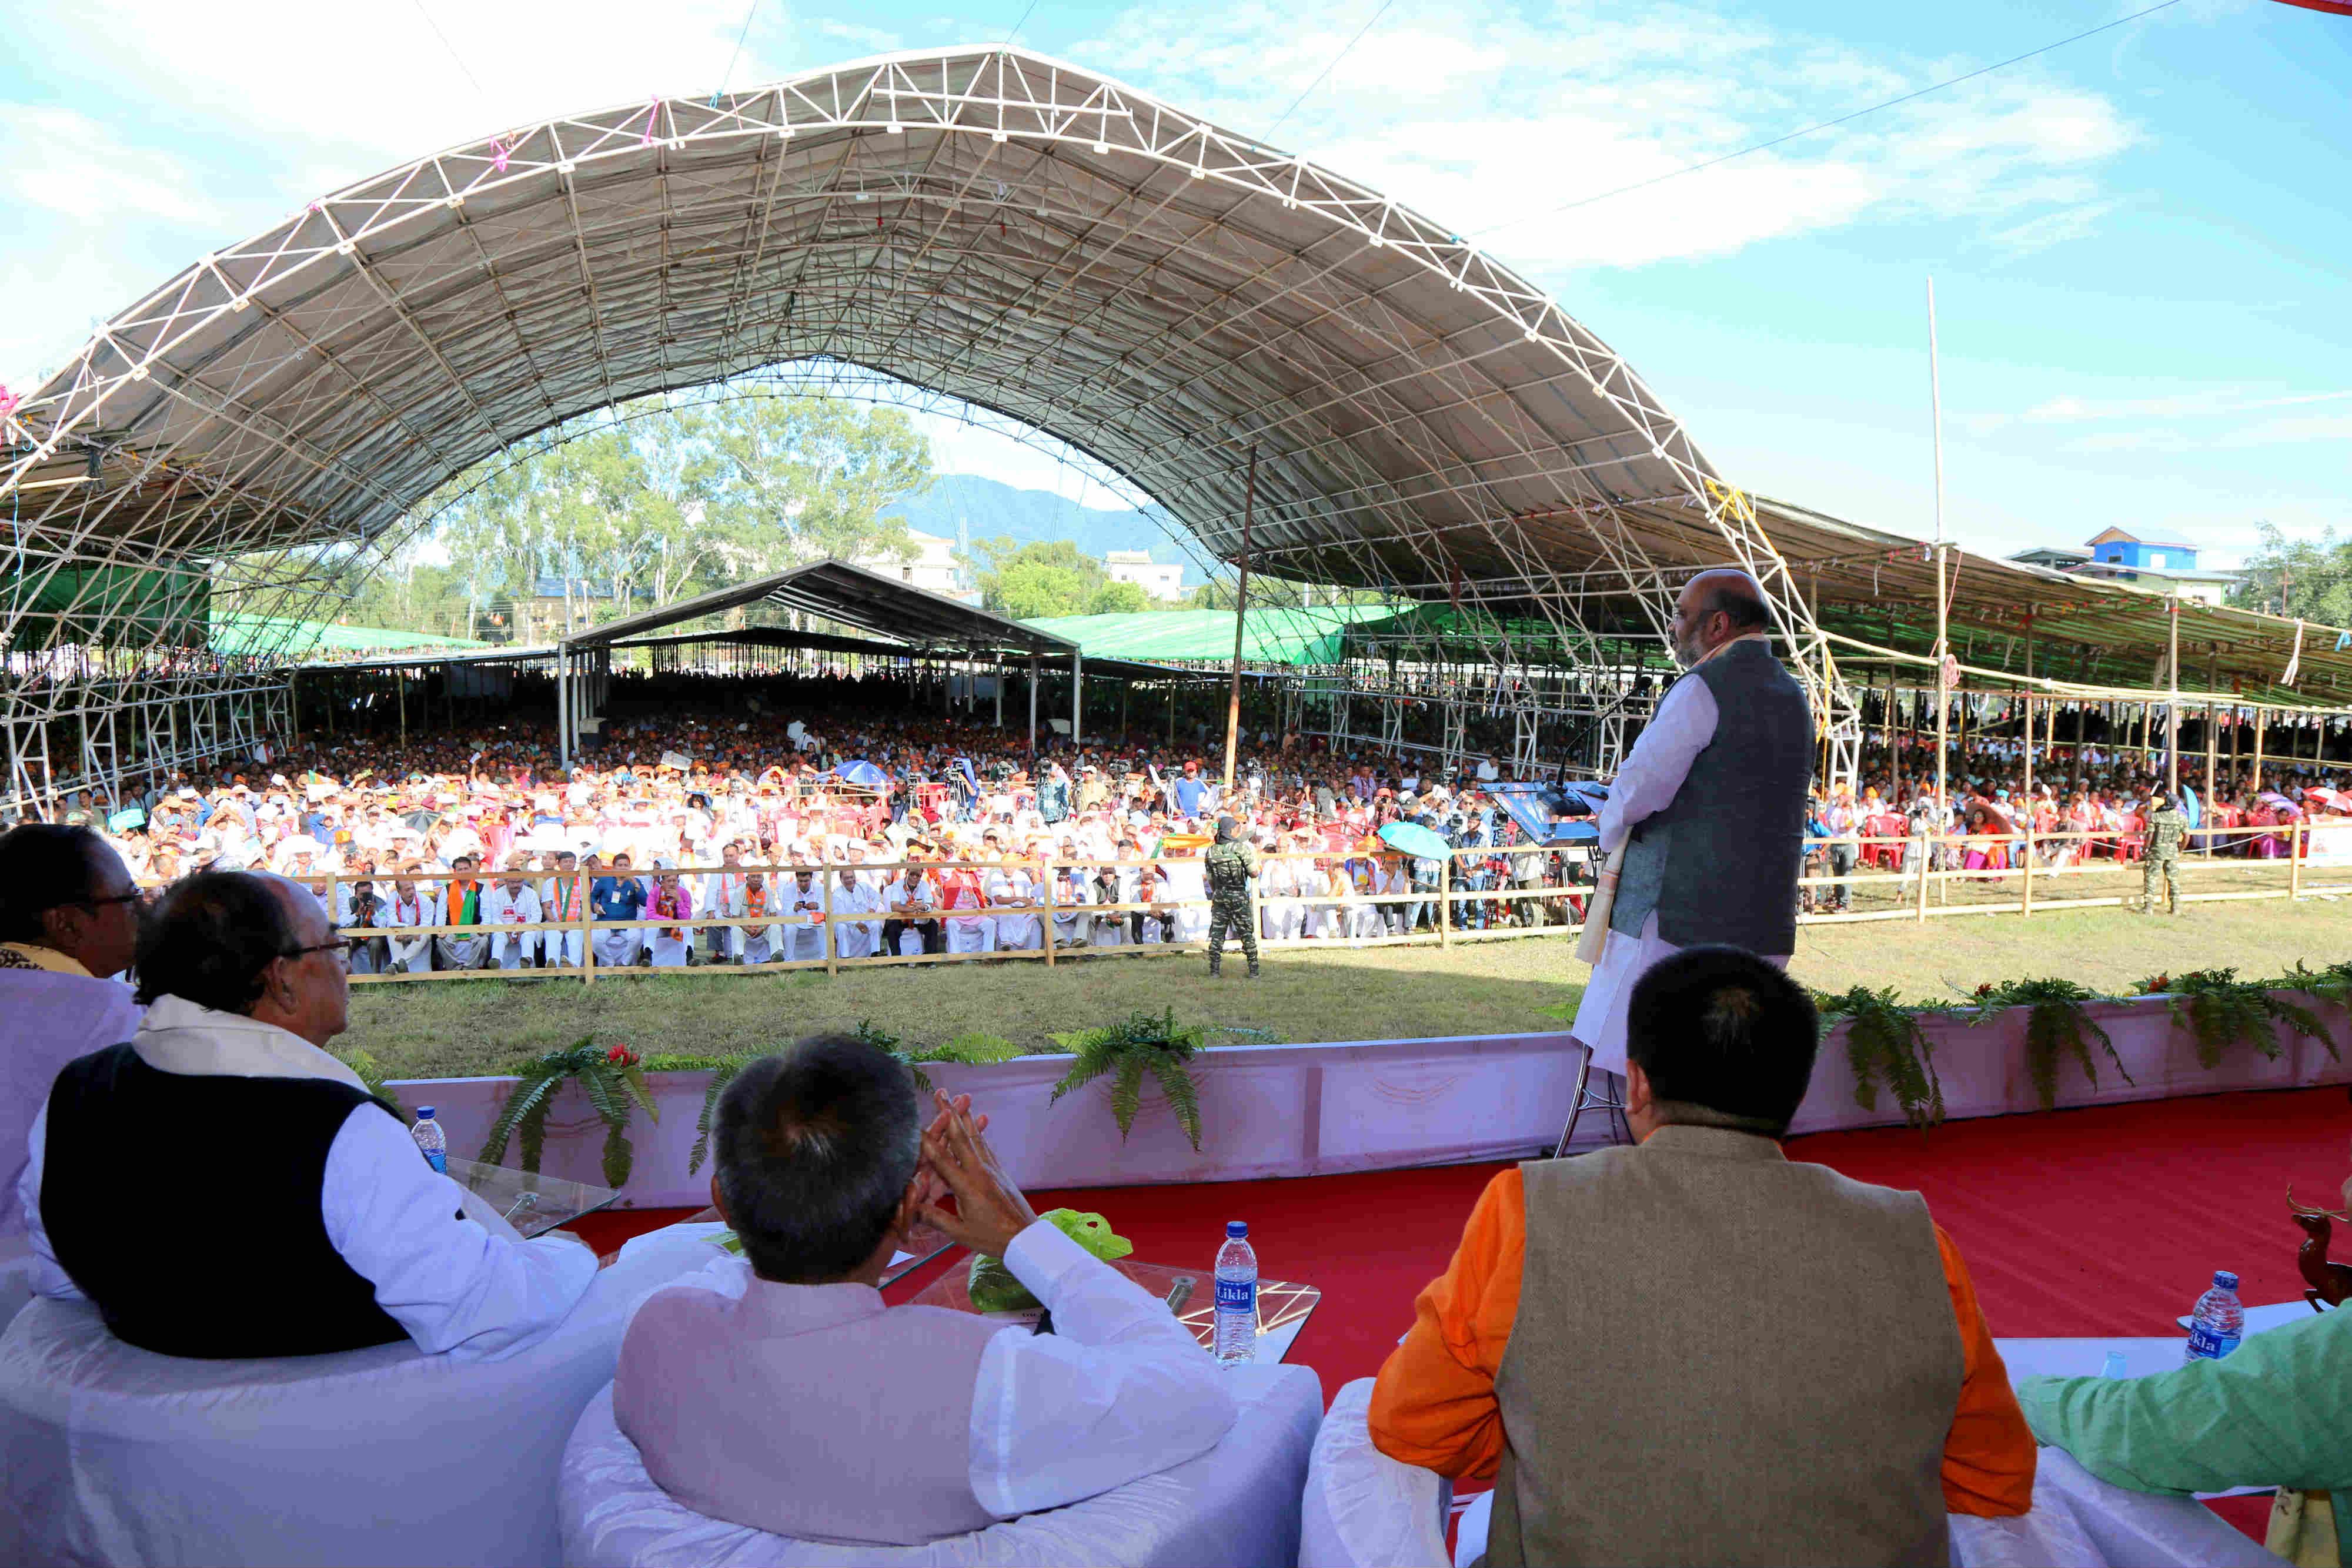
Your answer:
[542,851,586,969]
[1088,866,1126,948]
[988,859,1043,952]
[1566,570,1810,1149]
[1258,848,1301,942]
[589,852,649,968]
[1049,864,1091,948]
[433,855,490,971]
[1374,854,1411,935]
[831,867,880,959]
[700,848,750,963]
[1164,855,1208,944]
[646,867,694,968]
[940,864,994,955]
[483,866,542,971]
[782,870,827,963]
[382,872,434,973]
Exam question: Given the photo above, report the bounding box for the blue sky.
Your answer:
[4,0,2346,568]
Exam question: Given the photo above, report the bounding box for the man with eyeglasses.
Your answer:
[19,870,597,1360]
[0,824,146,1261]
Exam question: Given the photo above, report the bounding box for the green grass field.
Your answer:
[345,890,2352,1080]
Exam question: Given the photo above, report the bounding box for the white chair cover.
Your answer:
[0,1223,718,1568]
[559,1363,1323,1567]
[0,1252,38,1337]
[1298,1378,1448,1568]
[1306,1380,2283,1568]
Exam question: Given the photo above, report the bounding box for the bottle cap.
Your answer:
[1226,1221,1247,1238]
[417,1106,436,1119]
[2212,1269,2238,1290]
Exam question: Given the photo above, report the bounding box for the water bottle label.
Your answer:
[424,1151,446,1174]
[1216,1278,1255,1312]
[2185,1322,2239,1360]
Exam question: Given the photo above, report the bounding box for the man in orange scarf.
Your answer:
[433,853,488,971]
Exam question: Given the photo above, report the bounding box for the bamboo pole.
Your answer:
[2292,820,2306,901]
[1438,855,1452,948]
[823,872,837,978]
[577,868,594,986]
[1222,446,1258,794]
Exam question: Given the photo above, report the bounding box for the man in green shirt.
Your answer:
[2019,1296,2348,1564]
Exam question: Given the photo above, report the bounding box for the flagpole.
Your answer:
[1929,276,1950,821]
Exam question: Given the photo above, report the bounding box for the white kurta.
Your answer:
[482,884,542,969]
[1569,666,1790,1075]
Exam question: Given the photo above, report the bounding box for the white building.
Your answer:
[2007,529,2239,608]
[851,529,977,603]
[1104,549,1184,601]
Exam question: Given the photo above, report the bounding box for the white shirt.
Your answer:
[1596,672,1721,855]
[21,1092,595,1362]
[649,1220,1235,1518]
[482,882,542,937]
[970,1220,1238,1515]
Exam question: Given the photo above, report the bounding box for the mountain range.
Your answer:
[880,473,1194,585]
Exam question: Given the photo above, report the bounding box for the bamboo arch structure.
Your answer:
[25,42,2181,812]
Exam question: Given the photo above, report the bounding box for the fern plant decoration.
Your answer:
[1814,986,1946,1128]
[2158,969,2337,1070]
[478,1037,659,1188]
[1972,977,2128,1110]
[1048,1007,1208,1149]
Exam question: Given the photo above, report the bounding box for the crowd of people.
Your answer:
[19,666,2352,969]
[29,677,1598,973]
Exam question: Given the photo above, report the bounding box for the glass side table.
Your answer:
[444,1156,620,1239]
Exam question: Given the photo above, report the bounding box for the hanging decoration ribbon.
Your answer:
[2284,619,2304,686]
[492,137,511,173]
[640,100,662,147]
[0,383,18,420]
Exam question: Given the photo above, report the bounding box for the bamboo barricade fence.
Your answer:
[287,818,2347,986]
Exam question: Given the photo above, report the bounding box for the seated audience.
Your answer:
[19,869,597,1359]
[2017,1156,2352,1568]
[1369,945,2034,1566]
[0,824,144,1255]
[614,1037,1236,1546]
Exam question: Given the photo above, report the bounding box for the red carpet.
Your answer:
[566,1085,2347,1547]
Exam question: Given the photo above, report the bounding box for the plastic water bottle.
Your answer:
[2184,1269,2243,1363]
[2100,1350,2128,1380]
[411,1107,447,1174]
[1214,1221,1258,1367]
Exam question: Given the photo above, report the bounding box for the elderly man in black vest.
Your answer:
[1565,570,1810,1145]
[20,870,597,1360]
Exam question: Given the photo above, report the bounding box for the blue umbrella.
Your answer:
[1378,821,1453,860]
[836,760,889,790]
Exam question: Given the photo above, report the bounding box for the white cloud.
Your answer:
[1987,199,2119,256]
[1083,0,2143,270]
[0,106,222,225]
[32,0,789,193]
[2027,388,2352,423]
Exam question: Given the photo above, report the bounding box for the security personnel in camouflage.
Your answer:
[2142,791,2188,915]
[1203,815,1260,977]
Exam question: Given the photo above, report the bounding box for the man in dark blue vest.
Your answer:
[22,870,597,1360]
[1566,570,1810,1145]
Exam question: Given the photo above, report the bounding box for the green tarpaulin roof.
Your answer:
[1021,606,1394,666]
[208,615,485,658]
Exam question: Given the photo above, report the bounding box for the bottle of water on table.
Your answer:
[411,1106,446,1174]
[1214,1221,1257,1367]
[2184,1269,2243,1363]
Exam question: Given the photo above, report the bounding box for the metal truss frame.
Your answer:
[1,45,1858,816]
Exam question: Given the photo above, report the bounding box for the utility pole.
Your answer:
[1222,446,1258,794]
